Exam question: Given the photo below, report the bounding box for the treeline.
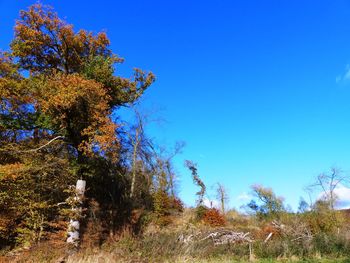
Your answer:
[0,4,183,249]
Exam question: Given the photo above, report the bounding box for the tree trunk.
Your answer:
[130,137,139,198]
[67,179,86,245]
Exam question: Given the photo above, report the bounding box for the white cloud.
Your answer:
[318,183,350,209]
[334,184,350,209]
[237,192,252,202]
[203,198,219,209]
[336,64,350,85]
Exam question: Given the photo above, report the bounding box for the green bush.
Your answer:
[195,205,208,221]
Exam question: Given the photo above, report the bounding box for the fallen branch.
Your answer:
[264,232,273,243]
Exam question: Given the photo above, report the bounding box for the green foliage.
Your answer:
[195,205,209,221]
[185,160,206,206]
[0,3,159,250]
[2,4,350,263]
[0,149,76,247]
[152,190,184,226]
[302,201,345,234]
[246,184,285,220]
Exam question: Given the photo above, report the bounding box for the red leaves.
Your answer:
[203,208,226,227]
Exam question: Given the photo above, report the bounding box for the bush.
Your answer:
[195,205,208,221]
[203,208,226,227]
[152,191,184,226]
[170,197,184,213]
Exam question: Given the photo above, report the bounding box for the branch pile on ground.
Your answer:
[178,229,252,246]
[271,220,313,243]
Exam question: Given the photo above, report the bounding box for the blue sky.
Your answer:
[2,0,350,210]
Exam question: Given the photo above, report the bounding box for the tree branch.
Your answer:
[0,136,65,153]
[23,135,65,152]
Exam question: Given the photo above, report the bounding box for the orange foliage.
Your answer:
[0,163,25,180]
[2,3,155,159]
[203,208,226,227]
[35,73,119,157]
[12,4,112,74]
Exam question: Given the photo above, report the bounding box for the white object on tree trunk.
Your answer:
[76,180,86,196]
[70,219,80,230]
[67,180,86,245]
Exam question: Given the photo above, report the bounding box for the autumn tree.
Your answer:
[146,142,185,225]
[1,2,155,188]
[9,4,153,164]
[0,3,155,247]
[120,134,185,226]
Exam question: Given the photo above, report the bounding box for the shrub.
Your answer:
[203,208,226,227]
[195,205,208,221]
[152,191,184,226]
[170,197,184,213]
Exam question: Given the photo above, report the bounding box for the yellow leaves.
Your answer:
[95,32,110,48]
[11,4,113,74]
[0,163,25,180]
[79,115,119,158]
[39,73,105,111]
[0,56,34,113]
[0,55,18,78]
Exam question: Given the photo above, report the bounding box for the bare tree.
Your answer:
[128,109,146,198]
[309,167,349,210]
[164,141,185,197]
[124,105,184,200]
[124,106,162,198]
[152,141,185,195]
[216,183,229,214]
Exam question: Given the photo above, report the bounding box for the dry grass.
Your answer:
[2,209,350,262]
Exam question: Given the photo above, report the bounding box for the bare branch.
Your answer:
[0,136,65,153]
[20,136,65,152]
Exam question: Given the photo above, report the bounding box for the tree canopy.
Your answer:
[1,3,155,160]
[0,4,163,248]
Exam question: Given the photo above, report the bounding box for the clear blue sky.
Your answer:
[2,0,350,210]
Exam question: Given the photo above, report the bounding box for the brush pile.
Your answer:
[178,229,252,246]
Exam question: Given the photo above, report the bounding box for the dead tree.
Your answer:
[309,167,349,210]
[216,183,229,214]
